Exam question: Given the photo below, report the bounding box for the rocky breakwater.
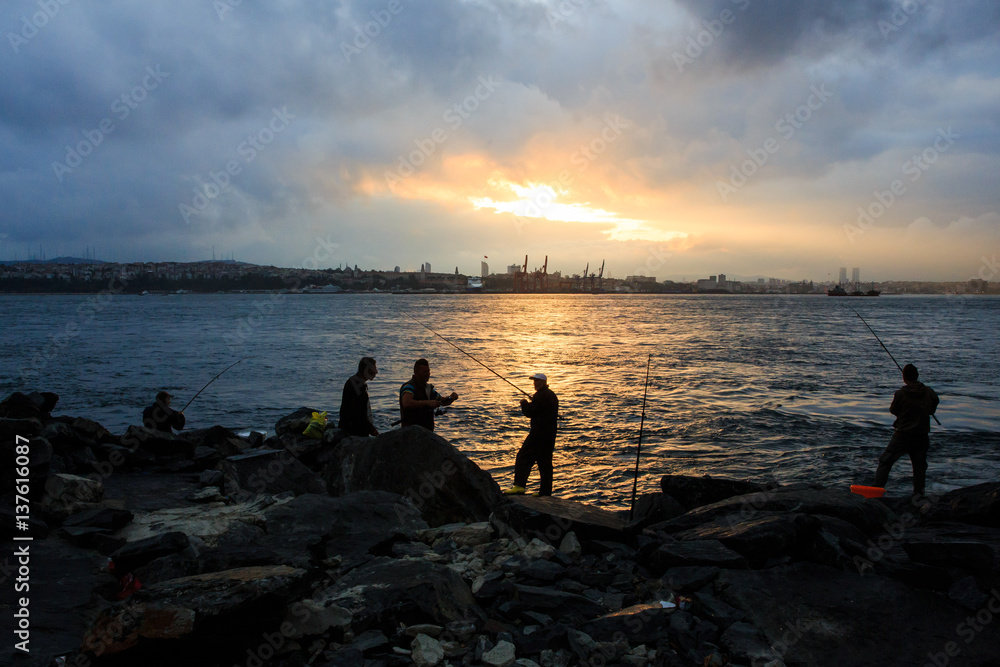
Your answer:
[1,391,999,666]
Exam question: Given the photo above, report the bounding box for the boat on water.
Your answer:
[827,283,880,297]
[466,276,483,293]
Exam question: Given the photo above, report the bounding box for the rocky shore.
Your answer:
[2,390,999,667]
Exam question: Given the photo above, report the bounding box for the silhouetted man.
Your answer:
[505,372,558,496]
[874,363,940,498]
[339,357,379,437]
[142,390,186,433]
[399,358,458,432]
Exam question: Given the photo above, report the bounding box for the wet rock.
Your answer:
[112,531,190,573]
[627,491,687,531]
[902,540,995,575]
[41,472,103,521]
[221,448,326,497]
[675,513,820,566]
[493,495,628,546]
[321,425,501,526]
[929,482,1000,527]
[646,539,747,574]
[660,474,770,510]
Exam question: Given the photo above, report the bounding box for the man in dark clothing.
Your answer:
[505,372,559,496]
[339,357,379,437]
[874,363,940,497]
[399,359,458,432]
[142,390,186,433]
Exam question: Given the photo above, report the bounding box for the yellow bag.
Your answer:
[302,411,327,439]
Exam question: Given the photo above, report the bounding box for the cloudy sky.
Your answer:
[1,0,998,281]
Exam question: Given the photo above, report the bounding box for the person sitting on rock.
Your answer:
[142,390,186,433]
[399,359,458,432]
[339,357,379,437]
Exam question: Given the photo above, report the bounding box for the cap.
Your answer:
[156,390,174,402]
[529,373,547,381]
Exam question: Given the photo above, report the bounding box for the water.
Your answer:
[2,293,998,509]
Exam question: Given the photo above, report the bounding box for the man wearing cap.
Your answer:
[399,358,459,432]
[505,372,559,496]
[142,390,186,433]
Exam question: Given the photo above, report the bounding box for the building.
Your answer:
[507,264,521,274]
[697,276,718,291]
[481,261,489,278]
[839,267,848,284]
[852,267,861,284]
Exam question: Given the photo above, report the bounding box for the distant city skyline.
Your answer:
[1,2,998,283]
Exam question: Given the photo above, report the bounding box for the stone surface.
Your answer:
[660,474,770,510]
[674,513,820,566]
[411,633,445,667]
[178,425,250,456]
[320,425,502,526]
[221,448,327,497]
[493,495,628,546]
[274,407,322,436]
[41,472,104,521]
[482,640,517,667]
[646,539,747,573]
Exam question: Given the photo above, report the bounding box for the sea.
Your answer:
[2,293,998,510]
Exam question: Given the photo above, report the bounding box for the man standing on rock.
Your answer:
[339,357,379,437]
[399,358,458,432]
[142,390,186,433]
[874,363,940,498]
[504,372,558,496]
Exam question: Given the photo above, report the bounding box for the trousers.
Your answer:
[513,434,555,496]
[874,431,929,495]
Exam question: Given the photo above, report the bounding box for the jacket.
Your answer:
[890,381,939,434]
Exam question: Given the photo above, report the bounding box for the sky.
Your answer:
[1,0,999,282]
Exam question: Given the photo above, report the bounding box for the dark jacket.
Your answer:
[399,379,445,431]
[521,386,558,443]
[339,374,374,436]
[142,402,186,433]
[890,381,939,434]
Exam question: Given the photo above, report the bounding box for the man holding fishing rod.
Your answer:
[399,358,458,432]
[142,390,186,433]
[504,372,559,497]
[874,363,940,498]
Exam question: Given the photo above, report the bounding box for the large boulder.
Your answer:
[221,449,326,497]
[178,426,250,457]
[320,426,501,526]
[660,475,771,511]
[928,483,1000,527]
[121,425,195,461]
[673,512,822,567]
[0,390,59,419]
[492,496,628,547]
[274,407,324,437]
[40,473,104,521]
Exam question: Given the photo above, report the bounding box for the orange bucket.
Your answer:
[850,485,886,499]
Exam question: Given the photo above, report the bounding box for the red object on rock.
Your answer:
[850,485,886,499]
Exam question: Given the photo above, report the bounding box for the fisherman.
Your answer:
[399,358,458,432]
[142,390,186,433]
[504,372,559,496]
[339,357,379,437]
[874,363,940,498]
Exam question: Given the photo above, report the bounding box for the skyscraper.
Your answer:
[852,267,861,284]
[839,267,848,284]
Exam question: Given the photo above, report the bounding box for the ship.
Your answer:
[827,283,880,297]
[466,276,483,293]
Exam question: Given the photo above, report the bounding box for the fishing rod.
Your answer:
[401,312,531,398]
[847,307,941,426]
[180,357,250,413]
[390,406,449,428]
[629,354,652,521]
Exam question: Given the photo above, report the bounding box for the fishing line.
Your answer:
[401,311,531,397]
[180,357,250,413]
[845,307,941,426]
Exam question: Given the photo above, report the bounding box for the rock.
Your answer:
[662,566,720,592]
[930,482,1000,527]
[68,417,118,446]
[411,633,445,666]
[82,565,308,659]
[717,562,1000,666]
[450,521,494,547]
[566,628,597,661]
[221,448,326,497]
[524,537,557,560]
[199,470,224,487]
[112,531,191,573]
[482,640,517,667]
[318,557,481,633]
[693,589,745,627]
[187,486,225,503]
[63,506,134,532]
[582,602,676,644]
[0,390,59,418]
[178,425,250,456]
[114,495,272,549]
[653,484,899,537]
[0,415,43,440]
[521,559,566,583]
[674,513,820,566]
[660,474,770,510]
[512,584,606,620]
[646,540,747,574]
[948,576,989,610]
[282,599,352,638]
[493,495,628,546]
[192,446,222,469]
[473,571,511,599]
[274,407,322,436]
[320,425,501,526]
[559,532,582,560]
[902,541,995,575]
[627,491,687,531]
[121,425,195,460]
[41,473,104,521]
